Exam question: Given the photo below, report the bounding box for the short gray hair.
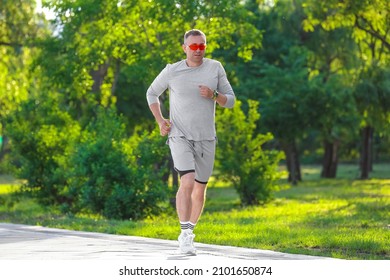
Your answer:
[183,29,206,44]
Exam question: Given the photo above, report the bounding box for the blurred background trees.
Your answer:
[1,0,389,217]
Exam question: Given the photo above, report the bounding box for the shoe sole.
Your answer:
[181,251,197,256]
[179,247,196,255]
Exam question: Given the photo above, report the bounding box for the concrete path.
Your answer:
[0,222,330,260]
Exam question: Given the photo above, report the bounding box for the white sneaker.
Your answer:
[178,229,196,255]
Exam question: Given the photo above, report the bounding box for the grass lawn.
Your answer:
[0,163,389,260]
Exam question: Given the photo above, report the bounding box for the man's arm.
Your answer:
[198,85,225,105]
[215,62,235,108]
[198,85,233,108]
[149,102,171,136]
[215,92,228,107]
[146,65,171,136]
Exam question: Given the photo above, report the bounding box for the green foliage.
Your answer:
[302,0,389,54]
[5,93,81,204]
[38,0,262,130]
[0,0,51,118]
[0,0,48,46]
[355,64,390,129]
[66,108,169,220]
[215,100,285,205]
[6,95,170,220]
[225,0,389,176]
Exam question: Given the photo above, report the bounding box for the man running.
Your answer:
[146,29,235,255]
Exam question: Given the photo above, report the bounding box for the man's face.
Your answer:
[182,35,206,65]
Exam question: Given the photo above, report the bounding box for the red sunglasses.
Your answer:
[187,43,206,51]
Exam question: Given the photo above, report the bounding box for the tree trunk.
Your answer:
[111,59,121,95]
[0,135,4,161]
[360,126,374,179]
[369,130,374,172]
[281,139,302,185]
[0,134,9,162]
[90,62,110,93]
[321,139,339,178]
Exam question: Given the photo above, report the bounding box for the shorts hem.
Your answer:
[195,179,208,185]
[175,168,195,177]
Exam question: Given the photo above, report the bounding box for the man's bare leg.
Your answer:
[189,181,207,224]
[176,172,195,222]
[176,174,207,225]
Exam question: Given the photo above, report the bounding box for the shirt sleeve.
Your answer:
[217,63,235,108]
[146,65,170,105]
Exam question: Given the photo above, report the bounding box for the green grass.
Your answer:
[0,164,389,260]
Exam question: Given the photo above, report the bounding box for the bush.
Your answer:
[215,99,284,205]
[5,94,81,204]
[7,93,170,220]
[67,108,169,220]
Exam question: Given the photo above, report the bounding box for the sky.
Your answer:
[35,0,56,20]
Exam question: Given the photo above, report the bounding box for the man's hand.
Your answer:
[199,85,228,106]
[198,85,213,99]
[158,119,171,136]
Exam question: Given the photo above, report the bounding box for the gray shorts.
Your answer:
[168,137,216,184]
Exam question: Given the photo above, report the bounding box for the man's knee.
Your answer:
[179,172,195,189]
[192,183,206,199]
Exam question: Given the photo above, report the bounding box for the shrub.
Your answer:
[67,108,169,219]
[215,99,284,205]
[7,96,170,220]
[5,95,80,204]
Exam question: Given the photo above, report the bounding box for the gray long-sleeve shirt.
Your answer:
[146,58,235,141]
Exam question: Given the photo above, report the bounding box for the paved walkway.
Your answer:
[0,222,331,260]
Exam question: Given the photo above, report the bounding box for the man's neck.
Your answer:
[186,59,203,67]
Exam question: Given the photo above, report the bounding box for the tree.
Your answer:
[0,0,49,164]
[257,49,312,184]
[302,24,359,178]
[233,0,312,184]
[236,0,389,181]
[303,0,390,178]
[354,64,390,177]
[39,0,262,128]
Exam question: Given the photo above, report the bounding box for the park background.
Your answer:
[0,0,389,259]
